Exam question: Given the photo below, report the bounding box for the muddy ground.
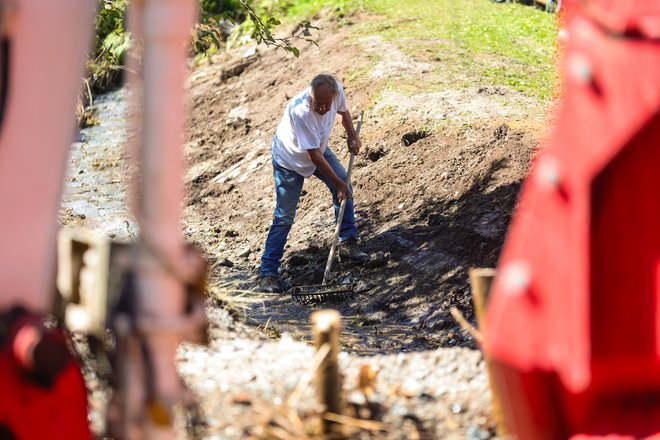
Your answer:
[61,13,550,440]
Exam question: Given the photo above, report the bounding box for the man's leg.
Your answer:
[260,159,304,279]
[312,148,359,241]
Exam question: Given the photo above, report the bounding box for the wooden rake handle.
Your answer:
[322,110,364,285]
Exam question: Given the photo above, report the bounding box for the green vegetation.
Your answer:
[88,0,556,101]
[88,0,318,92]
[365,0,556,99]
[281,0,364,22]
[277,0,557,100]
[90,0,128,93]
[89,0,250,91]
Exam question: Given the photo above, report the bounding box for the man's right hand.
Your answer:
[336,180,351,204]
[308,147,352,203]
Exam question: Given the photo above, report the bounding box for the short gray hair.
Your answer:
[310,74,339,96]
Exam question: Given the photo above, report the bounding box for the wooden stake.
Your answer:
[469,267,496,326]
[469,267,508,436]
[311,310,343,436]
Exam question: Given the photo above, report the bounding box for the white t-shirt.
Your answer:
[273,83,347,177]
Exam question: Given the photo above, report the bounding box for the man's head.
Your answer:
[310,74,338,115]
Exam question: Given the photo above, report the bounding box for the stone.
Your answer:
[218,258,234,268]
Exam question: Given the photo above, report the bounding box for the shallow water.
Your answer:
[61,88,136,240]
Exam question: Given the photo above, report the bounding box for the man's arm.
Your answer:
[307,148,351,203]
[338,110,361,155]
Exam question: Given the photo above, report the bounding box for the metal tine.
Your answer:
[291,288,355,305]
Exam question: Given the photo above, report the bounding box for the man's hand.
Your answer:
[307,147,351,203]
[336,180,351,204]
[340,110,361,155]
[347,136,361,155]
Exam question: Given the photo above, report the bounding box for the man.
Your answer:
[258,74,369,293]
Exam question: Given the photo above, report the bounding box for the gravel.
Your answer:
[177,321,495,439]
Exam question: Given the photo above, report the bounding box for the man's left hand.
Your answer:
[347,136,361,155]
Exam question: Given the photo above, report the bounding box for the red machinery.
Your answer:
[485,0,660,438]
[0,0,205,438]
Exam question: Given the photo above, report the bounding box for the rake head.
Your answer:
[290,283,354,305]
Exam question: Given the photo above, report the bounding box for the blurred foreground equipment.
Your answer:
[0,0,207,438]
[0,0,95,437]
[57,230,208,439]
[484,0,660,438]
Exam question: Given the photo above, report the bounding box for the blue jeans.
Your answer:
[260,145,358,278]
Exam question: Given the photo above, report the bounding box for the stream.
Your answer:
[62,88,136,240]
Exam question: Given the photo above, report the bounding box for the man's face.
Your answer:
[311,85,335,115]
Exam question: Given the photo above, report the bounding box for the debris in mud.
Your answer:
[218,258,235,268]
[427,212,448,226]
[219,54,259,81]
[402,130,429,146]
[365,145,387,162]
[354,280,374,293]
[365,251,387,268]
[493,124,510,140]
[287,254,309,266]
[237,247,252,258]
[477,86,506,96]
[199,182,236,199]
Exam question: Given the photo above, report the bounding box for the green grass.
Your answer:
[283,0,364,21]
[280,0,557,100]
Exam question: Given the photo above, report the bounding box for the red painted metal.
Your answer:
[0,0,94,436]
[0,323,90,439]
[0,362,90,439]
[485,0,660,437]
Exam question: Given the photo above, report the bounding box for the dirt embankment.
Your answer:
[183,17,541,352]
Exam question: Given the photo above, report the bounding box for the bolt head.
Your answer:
[536,155,562,190]
[501,260,531,296]
[569,54,593,85]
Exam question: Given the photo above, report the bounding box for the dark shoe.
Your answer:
[259,276,282,293]
[339,237,370,264]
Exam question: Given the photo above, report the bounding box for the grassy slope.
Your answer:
[283,0,556,100]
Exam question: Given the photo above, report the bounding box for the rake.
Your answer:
[291,111,364,305]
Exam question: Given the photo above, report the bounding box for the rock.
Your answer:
[390,405,409,417]
[466,425,492,440]
[395,236,414,248]
[225,230,239,238]
[451,403,464,414]
[237,248,251,258]
[348,390,366,406]
[354,280,373,293]
[419,392,436,401]
[365,251,386,268]
[339,274,353,284]
[402,378,422,395]
[232,391,252,406]
[218,258,234,268]
[242,46,258,58]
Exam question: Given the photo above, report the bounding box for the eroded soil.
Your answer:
[182,19,541,353]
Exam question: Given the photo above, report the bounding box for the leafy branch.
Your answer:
[238,0,319,57]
